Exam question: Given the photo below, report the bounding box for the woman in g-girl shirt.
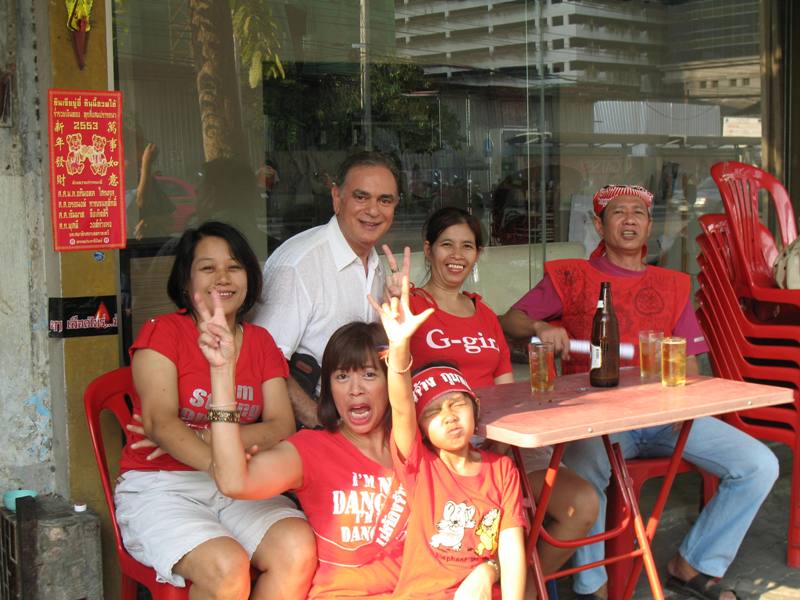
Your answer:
[407,207,599,576]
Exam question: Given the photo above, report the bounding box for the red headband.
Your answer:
[590,185,653,260]
[411,366,477,420]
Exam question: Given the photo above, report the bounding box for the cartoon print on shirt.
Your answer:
[474,507,501,556]
[430,500,476,552]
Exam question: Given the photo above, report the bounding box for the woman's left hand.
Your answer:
[127,413,167,460]
[369,276,433,345]
[194,291,235,368]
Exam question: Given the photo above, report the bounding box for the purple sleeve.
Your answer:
[511,274,563,321]
[673,299,709,356]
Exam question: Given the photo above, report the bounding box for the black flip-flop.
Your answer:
[665,573,739,600]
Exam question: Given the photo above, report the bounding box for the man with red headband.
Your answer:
[499,185,777,600]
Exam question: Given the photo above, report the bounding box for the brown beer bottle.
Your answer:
[589,281,620,387]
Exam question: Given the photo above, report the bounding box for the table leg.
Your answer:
[513,443,566,599]
[604,438,665,600]
[621,421,694,599]
[512,435,669,600]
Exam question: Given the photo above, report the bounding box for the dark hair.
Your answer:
[336,151,402,196]
[166,221,263,321]
[318,322,390,432]
[423,206,484,249]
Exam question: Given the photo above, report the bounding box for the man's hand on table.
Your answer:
[534,322,571,361]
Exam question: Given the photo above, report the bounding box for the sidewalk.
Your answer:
[557,442,800,599]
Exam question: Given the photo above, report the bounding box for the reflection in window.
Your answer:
[114,0,766,337]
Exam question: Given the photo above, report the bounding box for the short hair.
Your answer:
[336,151,402,196]
[318,322,390,432]
[423,206,484,249]
[166,221,263,321]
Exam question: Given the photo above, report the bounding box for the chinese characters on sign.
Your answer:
[48,89,125,251]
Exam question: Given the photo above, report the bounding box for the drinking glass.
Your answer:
[661,337,687,387]
[529,342,556,393]
[638,330,663,379]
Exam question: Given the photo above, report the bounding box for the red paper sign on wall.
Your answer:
[48,89,126,251]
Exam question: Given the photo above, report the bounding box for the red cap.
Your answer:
[591,184,653,260]
[411,366,477,420]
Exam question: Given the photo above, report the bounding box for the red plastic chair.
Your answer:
[84,367,190,600]
[696,228,800,566]
[605,458,718,598]
[698,214,800,338]
[710,161,799,312]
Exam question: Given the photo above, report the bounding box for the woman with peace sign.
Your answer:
[114,221,315,599]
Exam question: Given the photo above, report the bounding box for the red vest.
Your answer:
[545,259,690,374]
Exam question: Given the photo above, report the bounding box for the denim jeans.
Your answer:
[562,416,779,595]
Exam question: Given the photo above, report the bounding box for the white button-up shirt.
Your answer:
[253,216,385,365]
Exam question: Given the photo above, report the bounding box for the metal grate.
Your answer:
[0,508,19,600]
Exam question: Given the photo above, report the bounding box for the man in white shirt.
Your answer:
[253,151,402,426]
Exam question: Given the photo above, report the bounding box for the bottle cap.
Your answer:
[73,503,87,513]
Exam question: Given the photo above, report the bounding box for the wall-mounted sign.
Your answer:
[48,89,125,252]
[48,295,119,338]
[722,116,762,138]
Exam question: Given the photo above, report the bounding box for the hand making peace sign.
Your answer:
[194,291,236,368]
[382,244,412,300]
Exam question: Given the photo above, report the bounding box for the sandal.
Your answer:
[665,573,739,600]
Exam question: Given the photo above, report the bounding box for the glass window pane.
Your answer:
[114,0,767,343]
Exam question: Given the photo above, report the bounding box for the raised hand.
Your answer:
[194,291,235,368]
[382,244,412,300]
[369,275,433,346]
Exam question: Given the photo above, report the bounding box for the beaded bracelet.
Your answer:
[207,408,240,423]
[384,353,413,374]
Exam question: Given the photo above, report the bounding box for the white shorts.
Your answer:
[114,470,305,587]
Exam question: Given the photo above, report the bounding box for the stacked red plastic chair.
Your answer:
[710,161,799,317]
[696,163,800,567]
[84,367,191,599]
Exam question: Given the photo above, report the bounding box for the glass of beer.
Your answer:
[638,330,663,379]
[661,337,687,387]
[529,341,555,393]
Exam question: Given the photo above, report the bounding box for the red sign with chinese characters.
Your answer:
[48,89,126,251]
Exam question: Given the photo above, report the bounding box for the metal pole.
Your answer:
[538,0,547,261]
[360,0,372,150]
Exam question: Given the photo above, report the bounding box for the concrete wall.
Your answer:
[0,0,63,495]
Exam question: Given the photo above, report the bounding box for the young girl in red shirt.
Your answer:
[370,278,527,599]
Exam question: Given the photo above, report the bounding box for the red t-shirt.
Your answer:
[409,289,512,387]
[390,433,526,600]
[289,429,406,598]
[119,312,288,472]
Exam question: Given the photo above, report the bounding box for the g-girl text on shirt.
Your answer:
[424,328,500,354]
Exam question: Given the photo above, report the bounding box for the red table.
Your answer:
[475,367,793,599]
